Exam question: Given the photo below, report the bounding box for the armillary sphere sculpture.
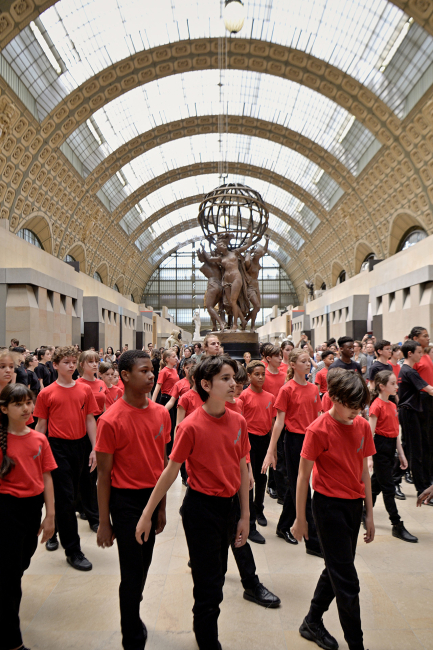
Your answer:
[197,183,269,332]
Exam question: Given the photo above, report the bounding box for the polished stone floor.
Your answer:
[22,477,433,650]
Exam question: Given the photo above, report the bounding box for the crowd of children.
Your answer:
[1,329,433,650]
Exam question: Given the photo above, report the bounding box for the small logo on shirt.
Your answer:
[265,400,272,410]
[99,386,103,392]
[155,424,163,440]
[33,444,42,460]
[234,429,241,445]
[81,403,85,410]
[357,437,364,453]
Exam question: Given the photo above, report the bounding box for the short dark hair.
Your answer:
[234,364,248,385]
[194,342,202,349]
[327,369,370,410]
[321,350,335,360]
[374,339,391,354]
[409,326,427,340]
[183,358,195,369]
[37,347,49,361]
[263,344,281,359]
[195,355,238,402]
[246,360,266,374]
[118,350,150,383]
[392,344,401,353]
[338,336,354,347]
[401,340,420,358]
[326,338,336,347]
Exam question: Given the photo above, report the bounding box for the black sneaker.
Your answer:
[46,534,59,552]
[395,484,406,500]
[256,513,267,527]
[392,521,418,543]
[243,583,281,608]
[267,487,278,499]
[67,551,93,571]
[299,617,339,649]
[405,471,414,484]
[248,529,266,544]
[89,522,99,533]
[79,512,88,520]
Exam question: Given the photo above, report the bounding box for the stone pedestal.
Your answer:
[215,331,260,361]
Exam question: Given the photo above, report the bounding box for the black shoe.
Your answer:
[395,484,406,500]
[277,497,285,505]
[276,527,298,545]
[187,560,191,568]
[256,513,267,527]
[299,617,338,649]
[46,534,59,551]
[306,547,324,559]
[66,551,92,571]
[248,529,266,544]
[79,512,88,520]
[89,522,99,533]
[392,521,418,543]
[268,487,278,499]
[405,471,414,484]
[243,583,281,608]
[181,478,188,487]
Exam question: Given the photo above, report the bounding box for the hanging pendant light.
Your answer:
[223,0,245,34]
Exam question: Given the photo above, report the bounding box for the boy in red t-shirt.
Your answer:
[99,361,122,408]
[95,350,171,650]
[34,347,99,571]
[314,350,334,396]
[239,360,274,543]
[135,356,250,650]
[292,370,375,650]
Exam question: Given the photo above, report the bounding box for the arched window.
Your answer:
[321,282,327,291]
[93,271,103,283]
[336,270,346,284]
[360,253,375,272]
[113,284,120,292]
[397,227,427,252]
[65,254,76,263]
[17,228,43,249]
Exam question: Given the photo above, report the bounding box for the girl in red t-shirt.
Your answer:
[0,383,56,650]
[369,371,417,543]
[99,362,122,409]
[262,349,322,553]
[292,370,374,650]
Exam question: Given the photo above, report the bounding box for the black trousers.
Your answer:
[49,436,89,555]
[231,494,259,591]
[273,431,289,500]
[76,434,99,526]
[278,431,320,552]
[158,393,176,456]
[308,492,364,650]
[182,488,237,650]
[249,432,270,528]
[371,435,400,525]
[110,487,157,650]
[0,492,44,650]
[419,393,433,483]
[399,407,429,495]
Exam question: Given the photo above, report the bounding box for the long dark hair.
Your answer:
[0,383,35,478]
[370,370,393,403]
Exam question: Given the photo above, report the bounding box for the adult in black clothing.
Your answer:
[34,347,52,390]
[398,340,433,499]
[150,349,161,393]
[328,336,361,373]
[24,353,40,395]
[367,340,392,382]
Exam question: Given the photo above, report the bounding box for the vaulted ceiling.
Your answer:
[1,0,433,301]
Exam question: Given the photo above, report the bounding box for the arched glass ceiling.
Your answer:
[4,0,433,122]
[68,70,369,175]
[134,206,303,257]
[119,173,320,236]
[146,226,291,269]
[100,133,339,212]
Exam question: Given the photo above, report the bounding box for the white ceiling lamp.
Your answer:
[223,0,245,34]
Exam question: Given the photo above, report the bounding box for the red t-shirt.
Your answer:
[178,389,204,417]
[0,430,57,497]
[158,367,179,395]
[169,377,190,399]
[34,381,99,440]
[321,392,332,412]
[76,377,107,415]
[301,412,376,499]
[315,367,328,394]
[414,354,433,391]
[263,368,285,397]
[117,382,124,396]
[238,386,274,436]
[226,399,243,415]
[389,362,401,378]
[274,380,321,434]
[369,398,399,438]
[95,398,171,489]
[170,406,249,497]
[105,384,122,408]
[26,415,34,425]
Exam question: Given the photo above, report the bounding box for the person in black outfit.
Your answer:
[11,347,28,386]
[398,340,433,500]
[34,347,53,391]
[366,340,392,382]
[25,353,40,396]
[328,336,361,373]
[150,349,161,394]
